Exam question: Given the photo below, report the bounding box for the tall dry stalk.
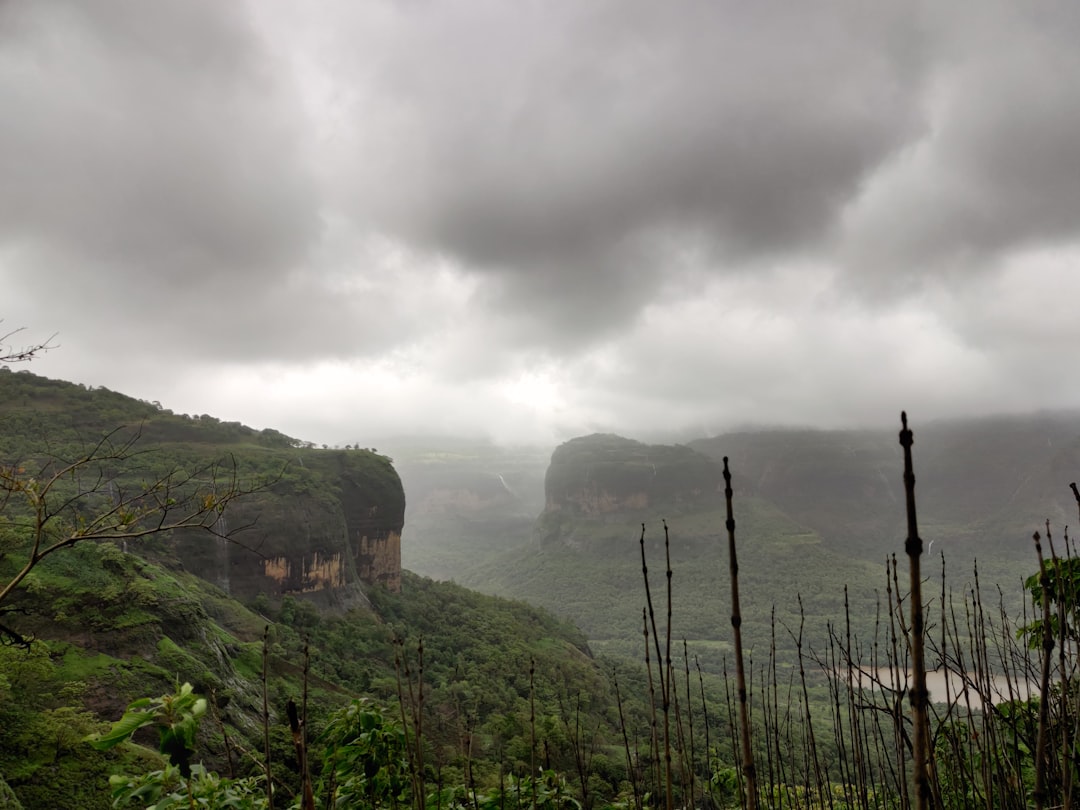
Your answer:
[262,624,273,808]
[899,412,931,810]
[613,669,644,810]
[723,456,758,810]
[640,524,673,810]
[1033,529,1054,810]
[530,658,538,810]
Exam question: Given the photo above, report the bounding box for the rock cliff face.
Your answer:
[181,450,406,599]
[0,370,409,601]
[536,434,723,547]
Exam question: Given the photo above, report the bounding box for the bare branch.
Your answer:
[0,430,272,613]
[0,326,57,364]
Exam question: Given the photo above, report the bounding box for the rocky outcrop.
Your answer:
[536,434,723,547]
[181,450,406,599]
[0,370,408,601]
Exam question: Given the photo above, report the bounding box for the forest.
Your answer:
[1,368,1078,809]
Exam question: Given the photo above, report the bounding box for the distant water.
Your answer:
[853,668,1037,709]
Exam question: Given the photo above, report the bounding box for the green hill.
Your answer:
[0,371,631,808]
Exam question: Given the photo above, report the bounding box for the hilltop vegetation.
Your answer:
[0,367,406,603]
[0,371,635,807]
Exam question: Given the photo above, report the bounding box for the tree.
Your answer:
[0,426,269,648]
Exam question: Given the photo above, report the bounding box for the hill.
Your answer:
[0,371,629,808]
[691,412,1080,565]
[393,417,1080,673]
[0,367,405,601]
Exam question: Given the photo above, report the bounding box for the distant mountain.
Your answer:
[535,433,723,548]
[393,414,1080,671]
[691,412,1080,564]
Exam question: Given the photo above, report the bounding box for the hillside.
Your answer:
[447,434,884,669]
[0,368,405,601]
[395,418,1080,674]
[0,372,629,808]
[691,412,1080,565]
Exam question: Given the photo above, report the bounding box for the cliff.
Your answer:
[0,370,406,600]
[536,433,723,547]
[162,450,405,600]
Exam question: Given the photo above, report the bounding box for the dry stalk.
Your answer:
[723,456,758,810]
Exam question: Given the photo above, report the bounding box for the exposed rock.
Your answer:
[537,434,723,547]
[177,450,406,599]
[0,370,409,601]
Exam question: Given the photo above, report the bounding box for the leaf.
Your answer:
[88,706,156,750]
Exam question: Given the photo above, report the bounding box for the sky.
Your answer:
[3,1,1080,447]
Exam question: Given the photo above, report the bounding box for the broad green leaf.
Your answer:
[88,707,155,749]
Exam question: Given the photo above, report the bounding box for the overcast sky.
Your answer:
[3,1,1080,446]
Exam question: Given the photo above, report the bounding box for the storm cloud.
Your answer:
[3,0,1080,443]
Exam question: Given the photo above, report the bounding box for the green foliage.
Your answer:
[108,763,268,809]
[1020,556,1080,646]
[93,683,269,808]
[316,699,412,807]
[90,682,208,776]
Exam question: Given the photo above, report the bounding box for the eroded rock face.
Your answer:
[181,450,406,599]
[537,434,723,547]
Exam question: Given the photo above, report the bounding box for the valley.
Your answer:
[1,369,1077,808]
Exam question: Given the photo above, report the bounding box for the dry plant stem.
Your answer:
[885,557,911,810]
[767,607,784,805]
[683,639,696,807]
[723,456,758,810]
[899,412,932,810]
[695,658,717,810]
[842,587,869,809]
[415,638,426,808]
[613,670,643,810]
[530,658,538,810]
[1066,507,1080,810]
[392,639,415,806]
[1033,530,1055,810]
[1047,522,1075,809]
[670,686,690,806]
[641,608,663,806]
[662,522,674,810]
[262,625,273,808]
[464,715,480,810]
[793,595,826,803]
[209,687,236,779]
[722,657,746,803]
[826,624,854,806]
[395,638,426,810]
[299,642,315,810]
[287,699,315,810]
[639,525,665,805]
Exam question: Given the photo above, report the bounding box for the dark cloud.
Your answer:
[329,0,930,339]
[5,1,1080,443]
[0,0,318,286]
[840,4,1080,283]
